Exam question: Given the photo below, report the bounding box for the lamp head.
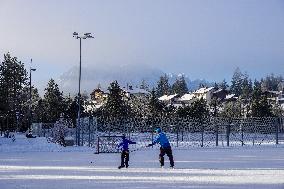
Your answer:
[84,33,94,38]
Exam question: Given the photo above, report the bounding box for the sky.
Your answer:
[0,0,284,93]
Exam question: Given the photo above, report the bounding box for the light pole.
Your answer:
[16,111,19,132]
[73,32,94,146]
[29,59,36,131]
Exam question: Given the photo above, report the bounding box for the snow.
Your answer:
[0,134,284,189]
[158,94,178,101]
[179,93,195,101]
[225,94,236,100]
[123,87,150,95]
[194,87,214,94]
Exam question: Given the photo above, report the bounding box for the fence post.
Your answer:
[226,124,231,147]
[201,124,204,147]
[215,124,218,146]
[96,137,100,154]
[151,124,154,148]
[88,117,91,147]
[241,123,244,146]
[276,118,279,145]
[81,118,84,146]
[176,124,179,148]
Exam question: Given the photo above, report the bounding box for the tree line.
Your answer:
[0,53,283,132]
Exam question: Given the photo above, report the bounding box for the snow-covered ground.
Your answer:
[0,134,284,189]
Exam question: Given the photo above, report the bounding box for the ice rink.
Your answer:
[0,144,284,189]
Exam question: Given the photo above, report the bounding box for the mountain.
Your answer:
[58,64,163,95]
[58,65,213,96]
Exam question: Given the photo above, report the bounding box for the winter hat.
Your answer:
[155,128,162,133]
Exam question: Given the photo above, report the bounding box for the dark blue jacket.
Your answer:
[150,132,171,148]
[118,138,136,151]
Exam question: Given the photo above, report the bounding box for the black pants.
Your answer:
[120,150,129,167]
[159,147,174,167]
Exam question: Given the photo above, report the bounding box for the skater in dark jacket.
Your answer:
[118,135,136,169]
[147,128,174,168]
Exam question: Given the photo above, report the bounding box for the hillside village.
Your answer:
[1,52,284,133]
[84,83,284,118]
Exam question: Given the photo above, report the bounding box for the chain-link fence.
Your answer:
[33,116,284,152]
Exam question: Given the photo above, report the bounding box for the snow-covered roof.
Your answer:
[268,90,281,95]
[158,94,178,101]
[123,87,150,95]
[225,94,236,99]
[179,93,195,101]
[213,88,225,94]
[194,87,214,94]
[90,87,109,94]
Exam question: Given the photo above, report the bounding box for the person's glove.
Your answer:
[146,144,152,147]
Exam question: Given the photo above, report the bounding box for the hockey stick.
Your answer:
[130,145,148,152]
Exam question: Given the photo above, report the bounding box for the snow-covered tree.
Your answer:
[52,115,71,146]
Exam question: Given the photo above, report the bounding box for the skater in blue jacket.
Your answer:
[118,134,136,169]
[147,128,174,168]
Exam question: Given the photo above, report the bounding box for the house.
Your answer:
[86,88,109,113]
[278,91,284,105]
[84,101,103,113]
[224,94,237,102]
[193,87,215,103]
[178,93,196,105]
[262,90,284,107]
[90,88,109,104]
[122,85,150,98]
[158,94,180,106]
[212,88,228,102]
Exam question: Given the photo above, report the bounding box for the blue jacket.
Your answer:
[118,138,136,151]
[150,132,171,148]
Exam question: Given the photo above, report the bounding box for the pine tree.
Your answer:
[171,75,188,96]
[0,53,28,131]
[261,74,283,91]
[239,73,253,116]
[104,81,130,119]
[220,101,242,118]
[156,74,171,97]
[148,88,165,117]
[140,79,149,91]
[64,96,84,127]
[61,95,75,126]
[218,79,229,90]
[251,83,273,117]
[20,86,41,130]
[176,98,209,119]
[43,79,64,122]
[230,67,243,96]
[190,98,209,119]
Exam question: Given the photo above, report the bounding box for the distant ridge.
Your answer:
[58,65,213,96]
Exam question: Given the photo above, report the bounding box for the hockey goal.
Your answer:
[96,135,123,154]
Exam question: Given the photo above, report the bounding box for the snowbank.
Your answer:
[0,134,91,153]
